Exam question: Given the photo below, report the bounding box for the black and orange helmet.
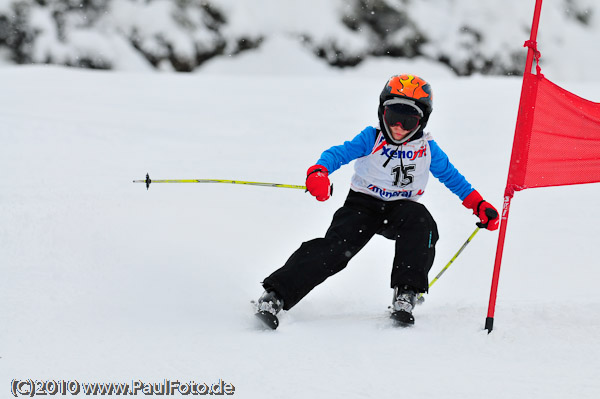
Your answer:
[380,74,433,114]
[378,74,433,145]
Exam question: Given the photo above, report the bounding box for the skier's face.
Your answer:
[383,103,421,142]
[389,125,412,141]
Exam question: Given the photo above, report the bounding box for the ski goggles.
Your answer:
[383,104,422,131]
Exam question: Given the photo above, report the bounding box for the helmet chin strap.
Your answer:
[382,143,401,168]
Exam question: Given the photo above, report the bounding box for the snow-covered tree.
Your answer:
[0,0,597,76]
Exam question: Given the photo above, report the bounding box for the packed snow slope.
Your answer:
[1,65,599,398]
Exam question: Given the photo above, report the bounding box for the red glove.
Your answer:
[462,190,499,231]
[306,165,332,201]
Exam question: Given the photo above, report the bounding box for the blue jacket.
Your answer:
[315,126,473,201]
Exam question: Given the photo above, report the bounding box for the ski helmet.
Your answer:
[378,74,433,145]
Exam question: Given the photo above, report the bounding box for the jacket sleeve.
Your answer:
[315,126,377,174]
[429,139,474,201]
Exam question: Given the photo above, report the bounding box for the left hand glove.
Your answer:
[462,190,499,231]
[306,165,332,201]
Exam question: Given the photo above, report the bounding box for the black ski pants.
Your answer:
[263,190,439,310]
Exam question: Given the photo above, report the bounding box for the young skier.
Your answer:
[255,74,499,329]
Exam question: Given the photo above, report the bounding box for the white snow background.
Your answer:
[2,8,600,399]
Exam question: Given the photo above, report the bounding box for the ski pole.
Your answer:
[417,226,481,303]
[133,173,306,190]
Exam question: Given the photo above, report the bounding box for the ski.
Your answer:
[390,310,415,327]
[251,300,280,330]
[255,311,279,330]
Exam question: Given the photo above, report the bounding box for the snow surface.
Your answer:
[1,44,600,398]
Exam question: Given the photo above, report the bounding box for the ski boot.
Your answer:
[255,290,284,330]
[390,285,417,327]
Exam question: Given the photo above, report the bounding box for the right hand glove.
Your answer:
[306,165,332,201]
[462,190,500,231]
